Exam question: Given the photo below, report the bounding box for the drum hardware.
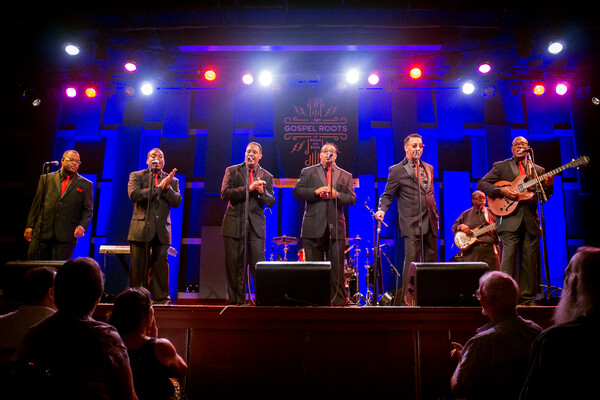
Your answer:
[271,235,298,261]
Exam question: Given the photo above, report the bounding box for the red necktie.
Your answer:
[154,174,159,186]
[414,163,423,186]
[326,167,331,186]
[249,169,254,184]
[61,175,70,195]
[518,161,525,175]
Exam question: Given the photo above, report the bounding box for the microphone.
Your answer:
[326,153,334,159]
[363,196,370,213]
[413,149,422,159]
[151,160,160,165]
[247,155,254,163]
[44,161,59,166]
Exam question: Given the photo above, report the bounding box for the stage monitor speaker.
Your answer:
[404,262,489,307]
[2,261,66,302]
[254,261,331,306]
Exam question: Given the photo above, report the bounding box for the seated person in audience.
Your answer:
[16,257,138,400]
[520,246,600,399]
[109,287,188,400]
[0,266,57,361]
[450,271,542,400]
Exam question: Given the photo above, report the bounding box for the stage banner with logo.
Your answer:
[274,88,358,179]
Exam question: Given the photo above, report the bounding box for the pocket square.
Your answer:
[77,187,83,192]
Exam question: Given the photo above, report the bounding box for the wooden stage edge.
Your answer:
[92,303,554,399]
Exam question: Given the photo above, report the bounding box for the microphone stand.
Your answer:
[414,152,425,262]
[244,158,251,305]
[326,156,341,306]
[527,151,552,303]
[364,203,388,305]
[36,162,53,260]
[145,165,157,286]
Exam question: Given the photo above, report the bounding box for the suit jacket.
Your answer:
[26,170,94,244]
[477,157,553,235]
[127,169,182,244]
[293,163,357,239]
[220,163,276,240]
[378,158,439,238]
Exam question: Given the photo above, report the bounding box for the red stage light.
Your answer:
[85,87,97,98]
[368,73,380,85]
[242,73,254,85]
[409,66,423,79]
[124,62,137,72]
[204,69,217,81]
[478,63,492,74]
[533,84,545,96]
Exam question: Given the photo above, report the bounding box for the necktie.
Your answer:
[518,161,525,175]
[61,175,70,195]
[326,167,331,187]
[249,169,254,184]
[414,162,424,187]
[154,174,159,186]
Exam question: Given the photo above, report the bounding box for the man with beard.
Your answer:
[520,246,600,399]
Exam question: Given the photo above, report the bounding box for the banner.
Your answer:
[274,88,358,179]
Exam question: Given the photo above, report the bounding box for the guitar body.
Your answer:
[454,231,476,250]
[487,176,535,216]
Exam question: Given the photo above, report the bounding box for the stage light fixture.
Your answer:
[409,66,423,79]
[65,87,77,98]
[346,68,359,84]
[509,83,522,97]
[124,62,137,72]
[462,81,476,95]
[555,83,568,96]
[64,44,80,56]
[85,87,98,98]
[204,69,217,81]
[577,86,590,98]
[140,82,154,96]
[259,71,273,86]
[533,83,546,96]
[548,41,564,55]
[478,62,492,74]
[483,86,497,97]
[367,73,380,85]
[242,73,254,85]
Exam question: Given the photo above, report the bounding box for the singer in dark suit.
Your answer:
[24,150,93,260]
[477,136,554,303]
[376,133,439,305]
[221,142,276,305]
[128,148,181,304]
[293,143,357,306]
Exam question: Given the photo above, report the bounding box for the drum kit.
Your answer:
[269,233,368,305]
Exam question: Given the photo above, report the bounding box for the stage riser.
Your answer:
[93,305,554,399]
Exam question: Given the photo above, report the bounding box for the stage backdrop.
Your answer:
[274,88,358,177]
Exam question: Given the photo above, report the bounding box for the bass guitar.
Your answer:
[487,156,589,216]
[454,219,499,251]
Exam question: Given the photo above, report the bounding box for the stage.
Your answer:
[86,302,554,399]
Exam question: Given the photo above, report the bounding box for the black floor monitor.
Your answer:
[254,261,331,306]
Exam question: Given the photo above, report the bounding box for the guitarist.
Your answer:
[477,136,554,304]
[452,190,500,271]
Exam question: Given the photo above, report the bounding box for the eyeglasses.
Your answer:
[475,289,482,300]
[407,143,425,149]
[63,157,81,165]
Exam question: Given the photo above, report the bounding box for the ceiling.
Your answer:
[7,1,599,92]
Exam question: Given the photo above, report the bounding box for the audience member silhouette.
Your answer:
[450,271,542,400]
[0,266,57,361]
[110,287,188,400]
[520,246,600,399]
[16,257,138,400]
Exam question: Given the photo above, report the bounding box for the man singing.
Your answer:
[128,148,181,305]
[24,150,93,260]
[221,142,276,305]
[293,143,357,306]
[376,133,439,305]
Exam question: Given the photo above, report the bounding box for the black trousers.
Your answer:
[129,236,171,303]
[27,237,75,261]
[499,227,540,301]
[400,233,438,305]
[303,226,347,306]
[223,224,265,305]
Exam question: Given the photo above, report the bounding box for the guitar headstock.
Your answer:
[569,156,590,169]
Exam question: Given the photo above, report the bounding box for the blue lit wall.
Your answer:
[12,83,596,301]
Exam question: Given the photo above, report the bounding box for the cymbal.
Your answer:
[347,235,361,242]
[271,235,298,245]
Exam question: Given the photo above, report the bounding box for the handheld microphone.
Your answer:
[44,161,59,166]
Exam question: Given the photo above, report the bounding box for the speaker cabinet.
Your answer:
[255,261,331,306]
[2,261,65,302]
[404,262,489,307]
